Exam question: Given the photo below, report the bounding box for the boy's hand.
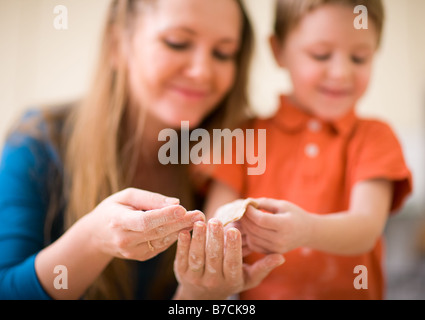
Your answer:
[241,198,314,254]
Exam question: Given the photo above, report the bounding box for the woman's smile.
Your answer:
[168,84,210,101]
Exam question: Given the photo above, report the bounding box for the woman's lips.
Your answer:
[169,85,209,100]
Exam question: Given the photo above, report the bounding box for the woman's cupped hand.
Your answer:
[173,219,285,300]
[84,188,205,262]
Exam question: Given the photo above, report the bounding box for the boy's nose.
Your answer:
[185,48,213,83]
[327,54,352,81]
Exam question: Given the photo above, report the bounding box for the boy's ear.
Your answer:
[269,35,286,68]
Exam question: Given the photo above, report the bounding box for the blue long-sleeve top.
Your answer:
[0,110,176,299]
[0,113,56,299]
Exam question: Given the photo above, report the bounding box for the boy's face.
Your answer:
[272,4,379,120]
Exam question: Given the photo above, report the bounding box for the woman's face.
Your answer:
[125,0,243,129]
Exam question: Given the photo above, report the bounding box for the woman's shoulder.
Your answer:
[3,102,74,171]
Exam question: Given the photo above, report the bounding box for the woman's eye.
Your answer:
[164,40,190,51]
[213,50,235,61]
[351,56,367,64]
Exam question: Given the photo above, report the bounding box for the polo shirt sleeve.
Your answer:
[351,120,413,213]
[0,133,52,299]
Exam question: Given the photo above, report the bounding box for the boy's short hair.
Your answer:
[274,0,384,47]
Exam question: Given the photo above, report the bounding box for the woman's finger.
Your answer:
[204,219,224,279]
[223,228,243,282]
[146,210,205,238]
[121,206,204,233]
[243,254,285,291]
[112,187,180,211]
[166,210,205,235]
[188,222,207,275]
[149,230,182,251]
[174,231,192,279]
[115,211,204,252]
[116,205,183,232]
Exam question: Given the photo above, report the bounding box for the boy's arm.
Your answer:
[243,178,393,256]
[308,178,393,255]
[204,180,239,220]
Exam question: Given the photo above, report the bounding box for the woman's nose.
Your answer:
[184,48,213,82]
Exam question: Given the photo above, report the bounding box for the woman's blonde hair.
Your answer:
[274,0,385,47]
[34,0,254,299]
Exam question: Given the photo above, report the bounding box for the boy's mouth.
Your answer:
[318,87,352,98]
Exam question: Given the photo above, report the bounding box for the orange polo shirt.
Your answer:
[209,95,413,300]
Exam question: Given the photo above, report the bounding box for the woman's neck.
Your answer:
[123,106,194,208]
[124,104,167,163]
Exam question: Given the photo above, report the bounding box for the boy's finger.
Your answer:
[244,206,277,230]
[252,198,290,214]
[245,233,274,254]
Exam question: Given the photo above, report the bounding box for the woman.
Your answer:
[0,0,282,300]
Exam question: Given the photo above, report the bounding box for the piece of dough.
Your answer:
[215,199,258,226]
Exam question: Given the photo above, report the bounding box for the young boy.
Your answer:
[204,0,413,299]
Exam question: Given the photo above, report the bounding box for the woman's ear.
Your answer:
[109,26,130,70]
[269,35,286,68]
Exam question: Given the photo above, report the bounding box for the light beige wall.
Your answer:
[0,0,109,142]
[0,0,424,208]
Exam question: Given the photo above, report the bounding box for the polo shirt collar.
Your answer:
[273,95,357,136]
